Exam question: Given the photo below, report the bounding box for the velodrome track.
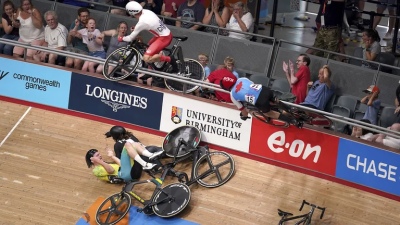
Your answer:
[1,100,399,225]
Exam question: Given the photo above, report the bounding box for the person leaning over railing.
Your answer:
[0,0,19,56]
[202,0,229,35]
[33,10,68,65]
[12,0,46,60]
[367,122,400,150]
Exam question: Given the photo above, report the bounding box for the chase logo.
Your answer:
[0,70,9,81]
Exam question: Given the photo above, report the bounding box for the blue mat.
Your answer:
[76,205,199,225]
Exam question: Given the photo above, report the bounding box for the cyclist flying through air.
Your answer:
[221,77,302,128]
[118,1,179,72]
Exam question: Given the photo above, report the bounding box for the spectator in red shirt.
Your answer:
[206,68,237,103]
[282,54,311,104]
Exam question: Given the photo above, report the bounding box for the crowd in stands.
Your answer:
[0,0,399,150]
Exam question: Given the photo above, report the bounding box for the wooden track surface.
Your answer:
[0,100,399,225]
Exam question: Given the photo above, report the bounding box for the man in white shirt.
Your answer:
[34,10,68,65]
[226,1,253,40]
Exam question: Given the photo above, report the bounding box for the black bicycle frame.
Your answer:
[278,200,326,225]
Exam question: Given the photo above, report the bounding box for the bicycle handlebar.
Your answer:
[300,200,326,219]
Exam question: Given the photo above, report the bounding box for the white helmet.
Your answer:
[126,1,143,16]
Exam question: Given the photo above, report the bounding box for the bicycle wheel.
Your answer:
[164,58,205,94]
[251,111,289,128]
[96,192,132,225]
[193,151,235,188]
[152,183,191,218]
[291,108,332,128]
[103,47,142,81]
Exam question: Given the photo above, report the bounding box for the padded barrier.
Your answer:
[375,71,400,106]
[327,60,376,97]
[212,36,273,74]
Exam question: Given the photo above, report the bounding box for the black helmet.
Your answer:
[85,149,98,168]
[105,126,126,140]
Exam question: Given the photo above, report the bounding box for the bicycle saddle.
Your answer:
[278,209,293,217]
[173,36,188,42]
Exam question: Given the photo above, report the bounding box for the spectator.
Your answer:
[361,29,381,69]
[351,119,373,140]
[161,0,184,25]
[360,85,381,125]
[73,18,106,73]
[310,0,345,58]
[368,123,400,150]
[301,65,336,110]
[395,83,400,123]
[33,10,68,65]
[205,67,237,102]
[194,53,211,97]
[65,7,90,70]
[217,56,239,78]
[96,21,129,74]
[225,1,253,40]
[282,54,311,104]
[176,0,205,30]
[85,149,124,184]
[138,0,163,15]
[12,0,45,60]
[0,1,19,56]
[372,0,396,40]
[202,0,229,35]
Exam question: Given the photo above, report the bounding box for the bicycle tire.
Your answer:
[291,109,332,128]
[164,58,205,94]
[193,151,235,188]
[103,47,141,81]
[96,192,132,225]
[251,111,289,128]
[152,183,191,218]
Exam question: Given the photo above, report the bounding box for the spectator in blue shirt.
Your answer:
[301,65,335,110]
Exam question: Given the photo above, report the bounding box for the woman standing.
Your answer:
[96,21,129,74]
[12,0,45,59]
[0,1,19,55]
[202,0,229,35]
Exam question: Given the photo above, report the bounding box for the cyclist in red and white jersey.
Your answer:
[118,1,178,72]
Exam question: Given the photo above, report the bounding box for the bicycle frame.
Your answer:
[278,200,326,225]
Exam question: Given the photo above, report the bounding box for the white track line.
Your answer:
[0,107,31,148]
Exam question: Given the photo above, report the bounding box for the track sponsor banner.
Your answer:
[249,119,339,175]
[0,57,71,108]
[159,93,251,153]
[336,139,400,196]
[68,73,163,130]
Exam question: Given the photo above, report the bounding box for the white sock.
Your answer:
[141,149,153,157]
[134,155,148,167]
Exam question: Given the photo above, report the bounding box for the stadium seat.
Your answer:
[348,47,363,66]
[379,106,397,128]
[353,103,368,120]
[249,74,270,87]
[334,95,358,117]
[376,52,395,73]
[330,105,351,133]
[271,78,290,93]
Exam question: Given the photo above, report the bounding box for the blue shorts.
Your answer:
[89,50,106,59]
[377,0,396,11]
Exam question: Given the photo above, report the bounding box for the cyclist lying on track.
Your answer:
[85,149,124,183]
[221,77,303,128]
[118,1,179,72]
[105,126,164,179]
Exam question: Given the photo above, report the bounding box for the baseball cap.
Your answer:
[362,85,380,94]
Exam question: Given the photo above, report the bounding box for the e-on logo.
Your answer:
[0,70,9,80]
[267,131,321,163]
